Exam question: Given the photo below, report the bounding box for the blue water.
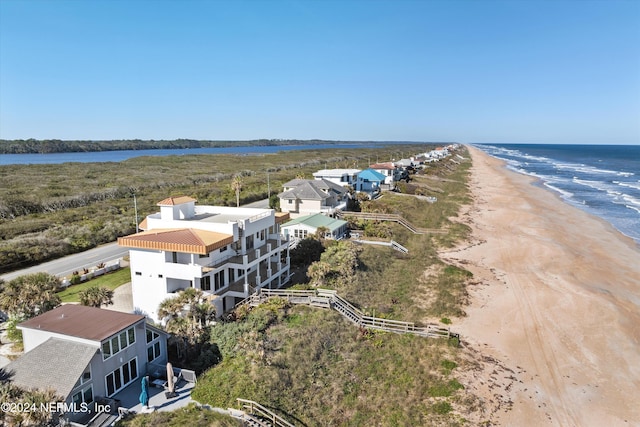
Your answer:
[474,144,640,245]
[0,141,423,165]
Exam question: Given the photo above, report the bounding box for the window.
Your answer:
[102,326,136,360]
[135,271,142,276]
[158,274,163,278]
[119,331,128,349]
[200,276,211,291]
[72,385,93,406]
[102,341,111,359]
[146,329,160,344]
[260,230,265,240]
[111,336,119,354]
[229,268,235,283]
[288,199,293,204]
[220,245,228,252]
[214,270,225,291]
[172,252,178,263]
[147,341,161,362]
[74,367,92,389]
[105,358,137,396]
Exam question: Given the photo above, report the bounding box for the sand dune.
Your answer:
[442,146,640,426]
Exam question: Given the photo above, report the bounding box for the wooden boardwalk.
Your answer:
[336,211,447,235]
[242,288,458,341]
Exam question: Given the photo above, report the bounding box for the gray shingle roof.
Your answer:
[5,338,98,399]
[279,179,347,200]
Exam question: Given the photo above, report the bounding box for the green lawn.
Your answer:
[57,267,131,303]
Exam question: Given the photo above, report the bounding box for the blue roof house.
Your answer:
[356,169,386,198]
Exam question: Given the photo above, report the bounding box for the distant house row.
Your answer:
[278,147,459,221]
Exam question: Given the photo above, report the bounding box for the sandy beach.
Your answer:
[442,146,640,426]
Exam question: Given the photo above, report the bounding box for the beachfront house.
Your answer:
[5,305,168,424]
[355,169,386,198]
[118,196,291,322]
[369,162,399,187]
[312,168,360,188]
[280,213,348,242]
[278,178,348,218]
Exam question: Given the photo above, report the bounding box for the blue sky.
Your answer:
[1,0,638,144]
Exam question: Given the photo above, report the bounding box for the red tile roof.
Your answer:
[118,228,234,255]
[157,196,197,206]
[369,162,396,169]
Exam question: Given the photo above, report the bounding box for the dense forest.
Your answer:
[0,139,367,154]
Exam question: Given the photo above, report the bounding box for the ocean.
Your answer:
[473,144,640,245]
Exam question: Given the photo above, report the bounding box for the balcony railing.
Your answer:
[202,238,288,273]
[212,260,290,298]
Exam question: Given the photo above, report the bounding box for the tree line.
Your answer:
[0,139,350,154]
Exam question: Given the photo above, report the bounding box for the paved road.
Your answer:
[0,199,271,282]
[0,242,129,282]
[243,198,270,208]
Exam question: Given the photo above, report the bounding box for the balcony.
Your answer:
[210,260,291,299]
[201,238,289,274]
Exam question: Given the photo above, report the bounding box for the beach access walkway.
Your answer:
[336,211,447,235]
[240,288,458,340]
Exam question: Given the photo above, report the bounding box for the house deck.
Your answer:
[113,376,196,414]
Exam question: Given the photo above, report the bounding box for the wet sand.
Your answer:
[442,146,640,426]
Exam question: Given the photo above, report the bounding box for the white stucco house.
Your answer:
[118,196,291,322]
[5,305,168,424]
[278,178,348,218]
[369,162,400,186]
[312,168,360,188]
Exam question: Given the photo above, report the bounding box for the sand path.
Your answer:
[442,146,640,426]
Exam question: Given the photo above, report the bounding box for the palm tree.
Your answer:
[231,174,243,207]
[158,297,184,322]
[315,226,330,241]
[158,288,215,363]
[0,273,61,318]
[78,285,114,307]
[307,261,332,287]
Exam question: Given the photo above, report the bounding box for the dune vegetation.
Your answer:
[0,145,427,273]
[184,152,475,426]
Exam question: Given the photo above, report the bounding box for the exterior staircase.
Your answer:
[335,211,447,235]
[241,288,458,341]
[235,399,295,427]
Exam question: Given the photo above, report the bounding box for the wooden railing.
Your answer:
[237,398,295,427]
[336,211,447,235]
[254,288,458,340]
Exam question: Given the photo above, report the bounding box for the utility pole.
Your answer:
[267,171,270,200]
[134,194,139,233]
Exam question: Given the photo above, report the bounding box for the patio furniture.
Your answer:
[152,378,167,389]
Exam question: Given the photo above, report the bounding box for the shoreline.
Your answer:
[444,145,640,425]
[522,166,640,249]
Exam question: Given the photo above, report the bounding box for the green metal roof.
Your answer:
[281,213,347,232]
